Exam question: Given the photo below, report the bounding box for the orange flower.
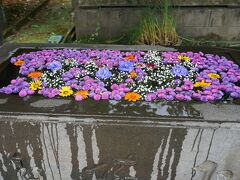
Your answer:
[28,72,43,79]
[75,90,89,99]
[124,92,141,102]
[14,59,25,66]
[130,70,137,78]
[125,54,135,61]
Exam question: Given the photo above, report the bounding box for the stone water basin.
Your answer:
[0,44,239,180]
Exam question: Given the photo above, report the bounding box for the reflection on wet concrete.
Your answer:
[0,94,202,118]
[0,121,240,180]
[0,98,7,105]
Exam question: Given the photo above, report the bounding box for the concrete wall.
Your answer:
[74,0,240,6]
[73,0,240,41]
[1,119,240,179]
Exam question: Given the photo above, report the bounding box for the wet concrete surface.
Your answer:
[0,121,240,180]
[0,93,240,125]
[0,94,203,119]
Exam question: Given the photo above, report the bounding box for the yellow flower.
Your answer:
[59,86,73,97]
[208,73,220,79]
[194,80,211,88]
[124,92,141,102]
[178,55,190,61]
[75,90,89,99]
[29,80,42,91]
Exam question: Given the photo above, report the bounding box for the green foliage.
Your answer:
[129,0,178,46]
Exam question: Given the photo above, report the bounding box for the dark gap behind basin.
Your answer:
[0,48,40,88]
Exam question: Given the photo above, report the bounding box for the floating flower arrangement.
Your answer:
[0,49,240,102]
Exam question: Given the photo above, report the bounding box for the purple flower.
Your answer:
[174,79,181,85]
[96,68,112,79]
[175,87,183,92]
[206,95,215,101]
[200,96,208,102]
[193,93,201,99]
[165,95,174,101]
[27,89,35,95]
[102,92,110,100]
[47,61,62,71]
[4,87,13,94]
[38,88,59,98]
[145,93,157,101]
[230,92,239,98]
[125,78,133,83]
[114,94,122,100]
[111,84,119,90]
[119,61,134,72]
[171,65,189,76]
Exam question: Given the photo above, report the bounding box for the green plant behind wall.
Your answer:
[129,13,159,45]
[130,0,178,46]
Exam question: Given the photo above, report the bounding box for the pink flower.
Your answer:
[111,84,119,90]
[75,95,83,101]
[157,93,165,99]
[175,87,182,92]
[19,89,27,97]
[102,92,110,100]
[93,94,101,101]
[27,89,35,95]
[176,94,185,100]
[206,95,215,101]
[145,93,157,101]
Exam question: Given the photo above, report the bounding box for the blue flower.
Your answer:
[96,68,112,79]
[119,61,134,72]
[47,61,62,71]
[171,65,188,76]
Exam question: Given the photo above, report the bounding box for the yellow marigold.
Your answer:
[124,92,141,102]
[208,73,220,79]
[29,80,42,91]
[28,71,43,79]
[14,59,25,66]
[194,80,211,88]
[130,70,137,78]
[178,55,190,61]
[125,54,135,61]
[75,90,89,99]
[59,86,73,97]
